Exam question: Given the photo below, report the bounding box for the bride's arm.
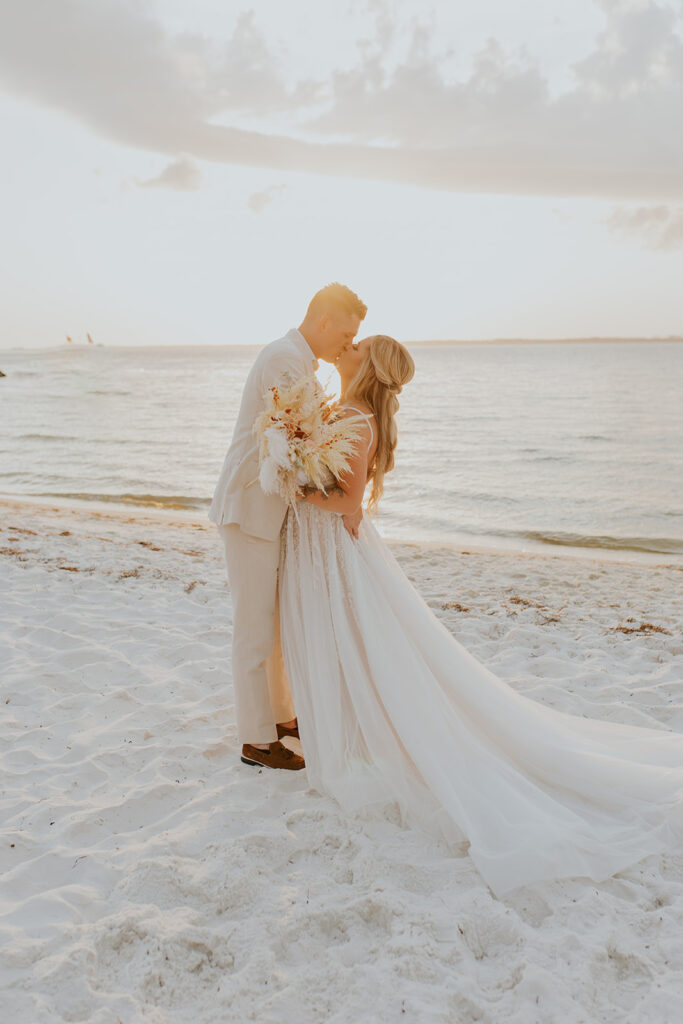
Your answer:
[301,419,373,515]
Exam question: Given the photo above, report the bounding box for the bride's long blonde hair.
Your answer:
[343,334,415,512]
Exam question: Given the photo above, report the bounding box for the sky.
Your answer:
[1,0,682,348]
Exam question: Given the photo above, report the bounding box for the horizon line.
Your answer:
[2,335,683,352]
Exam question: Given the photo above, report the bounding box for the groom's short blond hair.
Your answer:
[306,282,367,321]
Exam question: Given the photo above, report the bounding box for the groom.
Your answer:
[209,283,368,770]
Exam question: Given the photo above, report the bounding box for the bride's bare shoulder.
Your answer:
[341,400,373,417]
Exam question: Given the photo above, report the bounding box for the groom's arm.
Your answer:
[259,354,303,394]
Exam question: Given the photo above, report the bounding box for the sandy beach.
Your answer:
[2,495,683,1023]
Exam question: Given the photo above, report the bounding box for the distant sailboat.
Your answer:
[62,332,103,347]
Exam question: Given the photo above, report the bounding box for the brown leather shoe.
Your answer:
[241,741,305,771]
[276,720,300,740]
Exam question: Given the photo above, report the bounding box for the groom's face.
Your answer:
[336,335,370,378]
[319,312,362,363]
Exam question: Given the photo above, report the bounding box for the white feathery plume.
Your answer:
[254,375,365,508]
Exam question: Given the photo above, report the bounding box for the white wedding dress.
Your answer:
[278,411,683,899]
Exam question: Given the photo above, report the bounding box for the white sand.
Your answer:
[2,496,682,1023]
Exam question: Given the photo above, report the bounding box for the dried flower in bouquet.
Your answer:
[253,374,365,507]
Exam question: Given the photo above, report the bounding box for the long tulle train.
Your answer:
[279,504,683,899]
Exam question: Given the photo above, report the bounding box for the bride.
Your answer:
[278,334,683,899]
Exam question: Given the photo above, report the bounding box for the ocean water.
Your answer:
[1,341,682,564]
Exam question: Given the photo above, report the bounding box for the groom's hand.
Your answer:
[342,507,363,540]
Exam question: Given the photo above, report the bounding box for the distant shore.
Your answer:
[405,335,683,347]
[2,336,682,352]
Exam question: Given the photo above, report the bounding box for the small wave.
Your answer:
[512,529,683,556]
[36,491,210,511]
[443,490,521,504]
[87,389,130,396]
[528,454,574,462]
[18,433,80,442]
[517,449,573,461]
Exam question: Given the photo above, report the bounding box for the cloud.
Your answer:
[248,184,286,212]
[572,0,683,97]
[604,203,683,249]
[304,3,683,197]
[0,1,316,153]
[1,0,682,200]
[205,11,321,115]
[136,155,201,191]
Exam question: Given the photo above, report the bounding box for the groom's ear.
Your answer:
[318,313,330,331]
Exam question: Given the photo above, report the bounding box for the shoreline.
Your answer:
[1,492,681,571]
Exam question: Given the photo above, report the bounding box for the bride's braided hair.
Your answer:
[344,334,415,512]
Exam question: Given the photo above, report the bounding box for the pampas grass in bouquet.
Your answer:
[253,374,365,507]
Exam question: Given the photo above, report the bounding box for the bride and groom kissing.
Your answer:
[208,283,683,900]
[208,282,406,770]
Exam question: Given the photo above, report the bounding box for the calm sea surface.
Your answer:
[1,341,682,564]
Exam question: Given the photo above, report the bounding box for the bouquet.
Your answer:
[253,374,365,507]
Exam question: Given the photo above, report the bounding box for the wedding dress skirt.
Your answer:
[278,504,683,899]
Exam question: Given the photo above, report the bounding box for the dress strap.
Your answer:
[342,405,375,448]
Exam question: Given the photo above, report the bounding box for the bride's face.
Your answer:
[336,336,371,380]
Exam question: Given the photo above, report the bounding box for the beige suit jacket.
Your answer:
[208,328,319,541]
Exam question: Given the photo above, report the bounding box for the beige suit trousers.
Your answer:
[218,523,296,744]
